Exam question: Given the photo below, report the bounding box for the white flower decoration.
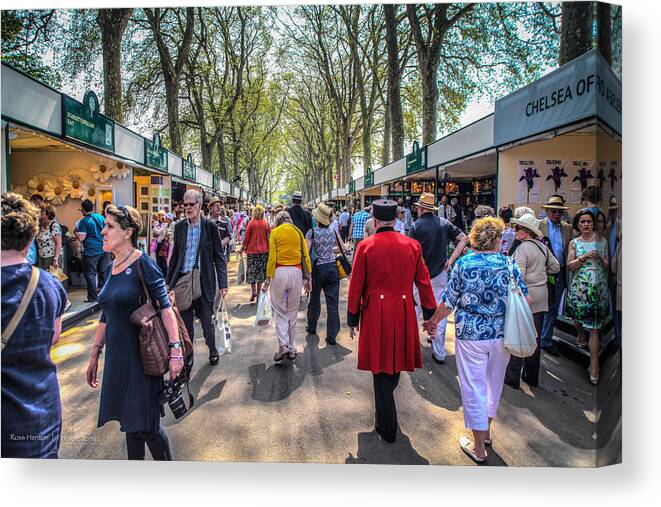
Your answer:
[44,179,67,206]
[81,181,99,201]
[10,183,29,198]
[89,162,112,183]
[27,173,52,196]
[62,171,87,200]
[110,161,130,179]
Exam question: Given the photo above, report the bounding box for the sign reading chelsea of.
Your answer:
[406,141,427,175]
[145,133,168,172]
[63,91,114,152]
[183,154,196,181]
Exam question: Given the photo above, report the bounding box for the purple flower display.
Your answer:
[519,167,540,190]
[609,167,619,190]
[572,168,594,190]
[545,166,568,191]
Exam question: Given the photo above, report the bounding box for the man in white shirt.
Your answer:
[437,194,456,223]
[338,207,350,242]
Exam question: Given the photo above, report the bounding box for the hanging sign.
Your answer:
[516,160,542,204]
[542,159,570,202]
[406,141,427,175]
[348,179,355,194]
[145,133,168,172]
[364,170,374,188]
[63,91,114,152]
[183,153,196,181]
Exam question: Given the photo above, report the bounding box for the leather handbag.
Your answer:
[334,230,352,280]
[503,258,538,358]
[130,259,194,377]
[173,233,202,312]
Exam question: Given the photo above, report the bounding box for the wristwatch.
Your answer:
[168,342,182,350]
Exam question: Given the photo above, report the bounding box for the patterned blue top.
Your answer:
[182,220,201,272]
[442,252,528,341]
[351,210,369,239]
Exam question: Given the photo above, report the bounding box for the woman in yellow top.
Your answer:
[262,211,312,363]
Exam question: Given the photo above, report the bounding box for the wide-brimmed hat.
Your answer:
[510,213,543,238]
[208,197,221,207]
[608,195,620,209]
[474,204,495,219]
[312,203,332,226]
[541,195,569,210]
[414,192,438,211]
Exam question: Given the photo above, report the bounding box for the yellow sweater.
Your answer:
[266,223,313,278]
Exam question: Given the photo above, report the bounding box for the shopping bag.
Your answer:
[503,259,537,358]
[213,294,232,355]
[48,265,68,282]
[254,292,272,327]
[236,254,246,285]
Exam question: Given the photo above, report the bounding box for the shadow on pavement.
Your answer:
[229,302,258,320]
[246,333,352,402]
[195,379,227,410]
[408,351,462,412]
[345,429,429,465]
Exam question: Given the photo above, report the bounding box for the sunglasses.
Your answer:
[547,209,563,214]
[183,202,198,208]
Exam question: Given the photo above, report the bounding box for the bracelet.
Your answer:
[92,344,103,356]
[169,355,184,361]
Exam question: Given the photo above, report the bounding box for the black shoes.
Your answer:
[504,379,520,390]
[432,354,445,365]
[209,355,220,366]
[325,338,337,346]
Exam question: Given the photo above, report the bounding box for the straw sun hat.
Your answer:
[510,213,543,238]
[312,203,333,226]
[414,192,438,211]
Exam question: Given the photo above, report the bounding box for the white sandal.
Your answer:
[459,436,487,463]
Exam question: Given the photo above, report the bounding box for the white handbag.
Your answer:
[503,258,538,358]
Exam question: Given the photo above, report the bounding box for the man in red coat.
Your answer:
[347,199,437,443]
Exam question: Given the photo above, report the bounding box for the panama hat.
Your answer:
[414,192,438,211]
[510,213,543,238]
[541,195,569,210]
[208,196,221,207]
[608,195,620,209]
[474,204,495,219]
[312,203,332,226]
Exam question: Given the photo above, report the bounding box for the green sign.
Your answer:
[364,171,374,188]
[349,179,355,193]
[213,173,220,190]
[406,140,427,175]
[63,91,114,152]
[183,153,196,181]
[145,133,168,172]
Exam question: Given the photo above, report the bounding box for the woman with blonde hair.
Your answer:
[240,204,271,302]
[428,217,529,463]
[263,211,312,362]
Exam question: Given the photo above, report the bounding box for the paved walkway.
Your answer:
[52,255,620,465]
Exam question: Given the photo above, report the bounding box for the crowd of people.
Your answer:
[1,183,621,463]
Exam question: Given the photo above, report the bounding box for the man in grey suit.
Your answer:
[538,195,574,356]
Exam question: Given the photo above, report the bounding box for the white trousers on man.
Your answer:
[269,266,303,353]
[455,338,510,431]
[413,270,448,361]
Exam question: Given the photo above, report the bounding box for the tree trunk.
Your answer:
[384,4,404,160]
[216,132,228,181]
[97,9,133,123]
[596,2,612,65]
[420,62,438,146]
[381,96,391,166]
[559,2,593,65]
[164,78,182,155]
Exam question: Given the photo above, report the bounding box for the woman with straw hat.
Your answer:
[305,203,348,345]
[504,214,560,389]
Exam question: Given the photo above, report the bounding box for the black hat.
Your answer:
[81,199,94,213]
[372,199,398,221]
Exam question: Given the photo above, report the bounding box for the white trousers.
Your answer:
[413,270,448,360]
[269,266,303,353]
[455,338,511,431]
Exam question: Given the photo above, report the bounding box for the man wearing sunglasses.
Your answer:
[538,194,573,356]
[166,190,228,365]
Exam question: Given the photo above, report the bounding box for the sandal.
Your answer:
[459,436,487,463]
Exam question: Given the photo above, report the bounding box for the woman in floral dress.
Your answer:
[566,209,609,385]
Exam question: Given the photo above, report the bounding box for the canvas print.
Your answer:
[0,1,621,467]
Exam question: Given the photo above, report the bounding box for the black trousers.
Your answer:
[340,225,350,242]
[505,311,545,387]
[181,296,217,356]
[307,262,340,342]
[126,426,172,460]
[373,372,401,443]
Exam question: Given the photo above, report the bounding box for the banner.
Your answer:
[516,160,541,204]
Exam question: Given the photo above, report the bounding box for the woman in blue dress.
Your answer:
[85,205,184,460]
[2,193,67,458]
[428,217,529,464]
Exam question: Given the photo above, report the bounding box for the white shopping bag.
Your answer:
[236,254,246,285]
[254,291,272,327]
[213,294,232,355]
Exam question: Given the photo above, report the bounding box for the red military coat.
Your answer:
[347,228,437,375]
